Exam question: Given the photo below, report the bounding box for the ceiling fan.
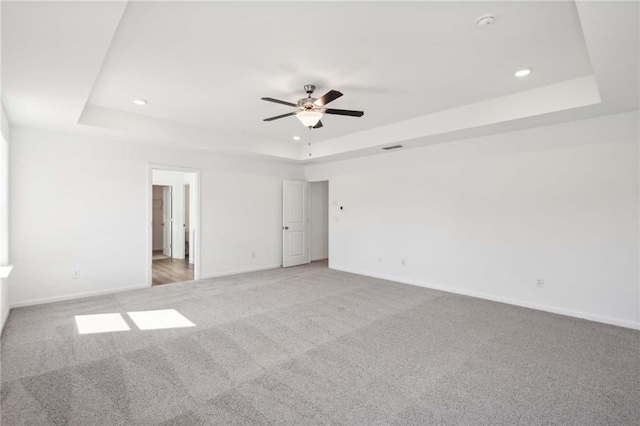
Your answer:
[261,84,364,129]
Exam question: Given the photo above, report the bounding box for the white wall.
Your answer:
[1,0,11,329]
[1,101,11,331]
[9,126,303,307]
[306,111,640,330]
[310,181,328,261]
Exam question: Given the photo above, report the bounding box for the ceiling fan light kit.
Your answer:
[296,110,323,127]
[261,84,364,129]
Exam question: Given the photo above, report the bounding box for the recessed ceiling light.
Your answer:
[200,146,210,150]
[293,136,301,141]
[133,99,148,106]
[514,69,532,78]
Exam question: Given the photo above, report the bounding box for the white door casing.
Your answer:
[282,180,310,268]
[162,186,172,257]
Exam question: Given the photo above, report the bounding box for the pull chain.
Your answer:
[308,126,312,157]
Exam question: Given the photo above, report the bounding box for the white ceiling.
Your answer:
[88,1,592,138]
[2,1,638,162]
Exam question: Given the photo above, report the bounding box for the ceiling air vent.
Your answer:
[382,145,403,151]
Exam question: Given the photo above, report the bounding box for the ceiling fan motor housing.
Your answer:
[298,97,318,108]
[299,84,318,108]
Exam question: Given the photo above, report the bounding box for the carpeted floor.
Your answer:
[1,261,639,425]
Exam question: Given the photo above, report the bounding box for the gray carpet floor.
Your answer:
[1,261,639,425]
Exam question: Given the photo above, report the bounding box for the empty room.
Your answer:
[0,1,639,425]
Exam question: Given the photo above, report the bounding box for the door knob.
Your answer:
[283,226,289,230]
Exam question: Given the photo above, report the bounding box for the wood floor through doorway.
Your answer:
[152,256,193,285]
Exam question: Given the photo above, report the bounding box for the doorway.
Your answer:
[148,166,200,286]
[310,181,329,265]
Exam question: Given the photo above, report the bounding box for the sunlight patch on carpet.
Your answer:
[75,313,131,334]
[127,309,196,330]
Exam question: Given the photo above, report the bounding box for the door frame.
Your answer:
[147,164,201,286]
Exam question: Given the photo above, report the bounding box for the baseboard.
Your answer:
[331,265,640,331]
[10,284,149,309]
[1,305,10,334]
[200,264,281,280]
[311,257,328,262]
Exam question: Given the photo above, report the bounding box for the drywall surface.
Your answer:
[1,105,9,144]
[9,127,303,306]
[0,129,9,331]
[310,181,328,261]
[306,111,640,329]
[1,100,11,330]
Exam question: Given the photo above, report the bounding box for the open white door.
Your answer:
[283,180,310,267]
[162,186,172,257]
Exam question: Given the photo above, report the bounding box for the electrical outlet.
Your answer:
[72,269,80,279]
[251,250,256,258]
[536,278,544,288]
[401,259,406,266]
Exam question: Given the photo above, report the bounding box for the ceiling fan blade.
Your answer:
[263,112,297,122]
[324,108,364,117]
[313,120,323,129]
[314,90,343,107]
[261,97,298,107]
